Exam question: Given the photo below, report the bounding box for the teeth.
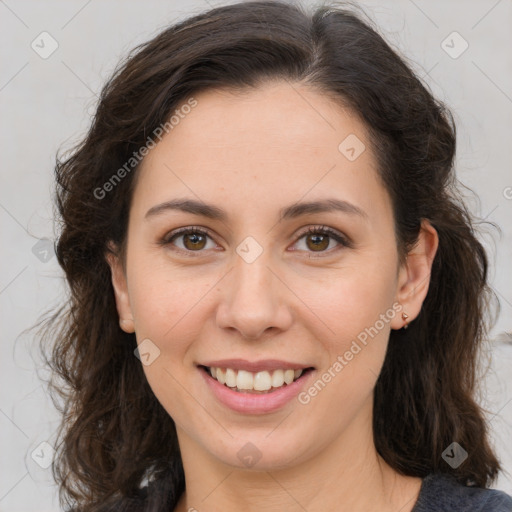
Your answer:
[271,369,285,387]
[236,370,253,390]
[206,366,305,392]
[215,367,226,385]
[253,371,272,391]
[284,369,295,384]
[225,368,237,388]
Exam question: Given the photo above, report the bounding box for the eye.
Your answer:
[161,225,351,257]
[292,225,351,257]
[162,226,217,256]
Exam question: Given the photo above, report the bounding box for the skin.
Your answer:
[107,81,439,512]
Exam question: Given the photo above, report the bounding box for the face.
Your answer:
[108,81,437,471]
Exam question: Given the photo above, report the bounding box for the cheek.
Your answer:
[295,256,397,344]
[128,257,215,343]
[127,262,221,412]
[294,279,394,440]
[299,257,397,397]
[130,266,210,425]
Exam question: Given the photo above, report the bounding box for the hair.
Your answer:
[39,0,503,510]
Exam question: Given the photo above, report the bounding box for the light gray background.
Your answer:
[1,0,511,510]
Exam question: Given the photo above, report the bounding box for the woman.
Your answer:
[41,1,512,510]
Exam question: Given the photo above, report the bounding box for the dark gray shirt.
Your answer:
[412,473,512,511]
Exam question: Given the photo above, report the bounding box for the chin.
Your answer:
[200,430,318,472]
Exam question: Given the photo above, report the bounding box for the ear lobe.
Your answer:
[391,219,439,330]
[105,244,135,333]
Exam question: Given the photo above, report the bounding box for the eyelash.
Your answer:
[161,225,352,258]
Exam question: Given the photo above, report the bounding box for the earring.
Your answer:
[401,312,409,329]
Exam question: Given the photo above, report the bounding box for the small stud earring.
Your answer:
[401,312,409,329]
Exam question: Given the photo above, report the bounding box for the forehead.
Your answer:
[132,81,392,227]
[167,82,366,151]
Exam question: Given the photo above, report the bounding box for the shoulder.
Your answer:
[413,473,512,512]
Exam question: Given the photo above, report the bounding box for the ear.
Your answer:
[105,242,135,333]
[391,219,439,330]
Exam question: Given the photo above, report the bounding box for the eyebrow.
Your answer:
[145,197,369,222]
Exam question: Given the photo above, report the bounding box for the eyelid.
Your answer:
[161,224,352,257]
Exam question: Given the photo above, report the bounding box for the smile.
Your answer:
[198,358,316,413]
[202,365,312,393]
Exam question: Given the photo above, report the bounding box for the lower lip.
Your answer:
[200,367,314,414]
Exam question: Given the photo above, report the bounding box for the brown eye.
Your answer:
[164,227,216,254]
[293,226,350,256]
[305,232,330,251]
[182,232,207,250]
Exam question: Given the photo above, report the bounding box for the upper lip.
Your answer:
[199,359,314,373]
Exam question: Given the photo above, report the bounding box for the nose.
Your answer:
[215,250,293,341]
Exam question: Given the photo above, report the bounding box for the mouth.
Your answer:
[199,365,315,394]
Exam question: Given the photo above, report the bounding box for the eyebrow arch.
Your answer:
[145,197,369,222]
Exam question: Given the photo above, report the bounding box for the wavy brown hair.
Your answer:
[39,1,503,510]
